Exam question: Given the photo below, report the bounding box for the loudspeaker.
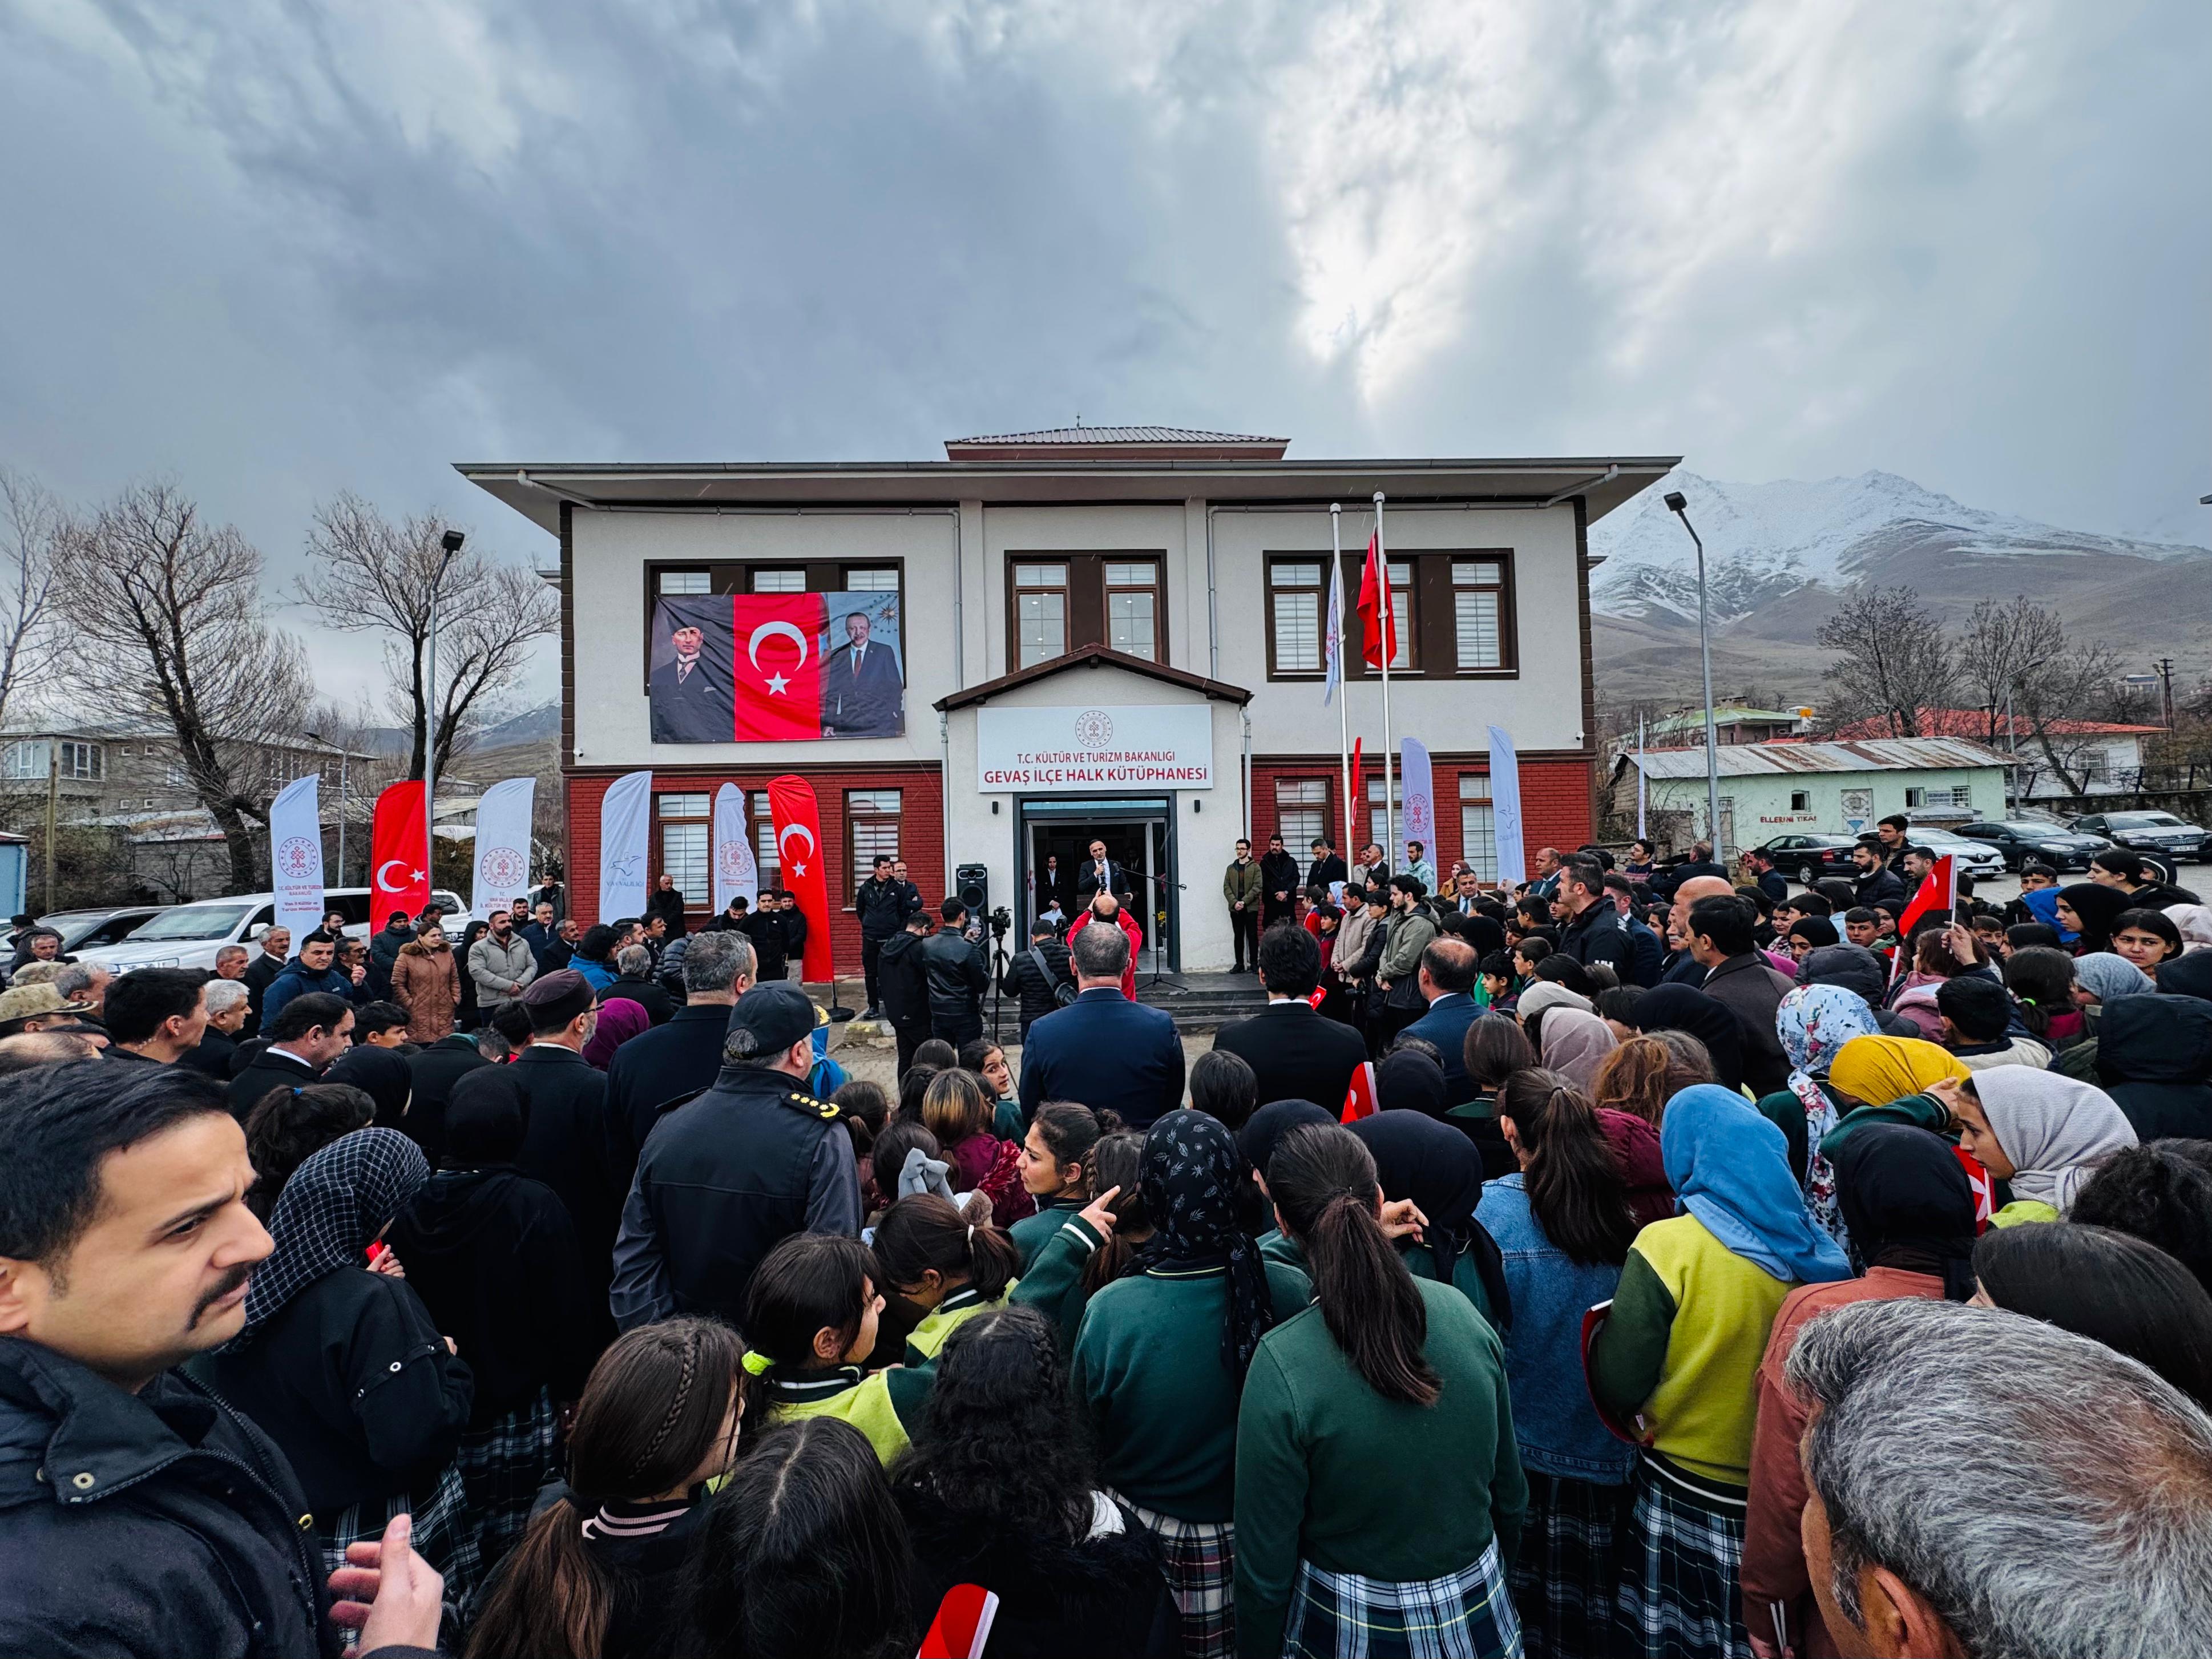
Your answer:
[955,863,988,913]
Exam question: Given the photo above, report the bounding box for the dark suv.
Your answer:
[2069,810,2208,864]
[1954,820,2112,873]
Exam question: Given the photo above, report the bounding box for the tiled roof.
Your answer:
[946,425,1287,446]
[1828,708,2161,740]
[1621,738,2011,778]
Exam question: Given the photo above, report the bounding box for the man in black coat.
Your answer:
[854,855,911,1019]
[649,618,735,742]
[744,894,789,982]
[403,1027,491,1165]
[1016,921,1185,1129]
[606,930,754,1186]
[1688,894,1797,1097]
[607,945,679,1026]
[1075,838,1132,907]
[1851,840,1910,910]
[509,971,624,1354]
[821,608,905,737]
[1258,833,1302,929]
[877,910,934,1073]
[1744,847,1791,904]
[1553,858,1631,974]
[1306,835,1350,894]
[778,894,810,982]
[999,916,1073,1040]
[921,898,990,1048]
[1212,923,1367,1113]
[227,991,354,1121]
[240,924,292,1039]
[0,1062,340,1659]
[646,874,689,941]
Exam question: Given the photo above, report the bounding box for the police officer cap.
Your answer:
[726,981,816,1060]
[520,968,595,1026]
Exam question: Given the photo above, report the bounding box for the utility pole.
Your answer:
[43,740,57,913]
[2156,657,2175,730]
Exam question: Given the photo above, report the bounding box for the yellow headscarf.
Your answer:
[1827,1035,1969,1107]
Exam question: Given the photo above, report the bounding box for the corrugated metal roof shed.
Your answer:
[1620,738,2009,779]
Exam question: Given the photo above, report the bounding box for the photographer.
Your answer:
[1000,915,1074,1040]
[921,897,990,1048]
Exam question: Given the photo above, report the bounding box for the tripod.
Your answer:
[1141,868,1177,990]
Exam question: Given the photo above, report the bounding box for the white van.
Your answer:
[78,886,469,973]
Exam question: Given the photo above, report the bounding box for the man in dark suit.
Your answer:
[1398,937,1484,1105]
[511,970,624,1354]
[605,929,753,1186]
[1075,838,1131,907]
[239,926,291,1040]
[402,1028,490,1164]
[1017,919,1184,1129]
[822,608,904,737]
[648,620,735,743]
[1689,893,1797,1097]
[227,991,353,1120]
[1212,922,1367,1113]
[1034,854,1069,922]
[1306,836,1350,895]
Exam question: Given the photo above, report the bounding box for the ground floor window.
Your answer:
[844,789,902,902]
[655,792,711,904]
[1275,777,1328,851]
[1458,773,1496,881]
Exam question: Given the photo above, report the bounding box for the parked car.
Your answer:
[1909,828,2007,881]
[2069,810,2207,863]
[1953,820,2114,873]
[75,886,467,973]
[33,905,170,955]
[1756,834,1863,886]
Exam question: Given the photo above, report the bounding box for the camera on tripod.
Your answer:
[986,905,1012,940]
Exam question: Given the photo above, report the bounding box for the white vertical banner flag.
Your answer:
[598,769,653,921]
[269,774,326,942]
[1399,738,1435,866]
[1322,556,1345,706]
[470,777,537,919]
[712,782,758,914]
[1487,726,1525,887]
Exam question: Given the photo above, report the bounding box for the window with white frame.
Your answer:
[845,789,902,901]
[750,568,807,594]
[1,741,42,780]
[1458,774,1497,881]
[1274,779,1328,852]
[845,567,901,592]
[750,791,780,886]
[659,570,711,595]
[1014,563,1068,669]
[656,792,711,904]
[1267,560,1323,673]
[1105,563,1159,661]
[1451,561,1504,669]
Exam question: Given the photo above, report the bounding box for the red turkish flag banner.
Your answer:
[1356,530,1395,669]
[732,594,828,741]
[1340,1060,1378,1122]
[369,781,430,924]
[768,773,834,982]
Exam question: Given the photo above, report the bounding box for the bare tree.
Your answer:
[0,467,64,733]
[1955,597,2129,794]
[1957,599,2056,744]
[55,481,312,891]
[1815,586,1958,737]
[298,494,558,782]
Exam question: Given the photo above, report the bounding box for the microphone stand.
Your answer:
[1142,867,1180,990]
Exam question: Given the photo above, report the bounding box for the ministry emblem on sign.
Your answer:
[717,841,752,879]
[479,846,528,887]
[1073,709,1115,749]
[276,837,318,879]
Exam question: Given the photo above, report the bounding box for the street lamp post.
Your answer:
[1664,491,1723,854]
[426,531,464,901]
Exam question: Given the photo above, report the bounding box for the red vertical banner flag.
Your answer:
[1349,736,1363,851]
[731,594,828,741]
[1355,530,1396,668]
[768,773,834,982]
[369,781,430,923]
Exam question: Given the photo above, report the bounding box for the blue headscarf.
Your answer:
[1661,1084,1852,1285]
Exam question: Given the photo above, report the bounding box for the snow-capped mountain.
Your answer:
[1590,470,2206,627]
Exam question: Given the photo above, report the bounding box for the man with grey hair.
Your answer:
[0,1030,102,1072]
[606,928,756,1183]
[1018,913,1184,1128]
[606,942,676,1026]
[1785,1297,2212,1659]
[53,961,108,1021]
[611,980,856,1330]
[181,977,252,1079]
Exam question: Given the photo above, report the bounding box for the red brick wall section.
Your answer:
[1249,755,1592,879]
[566,765,945,972]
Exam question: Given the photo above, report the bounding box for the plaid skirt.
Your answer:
[1119,1495,1237,1659]
[320,1459,482,1632]
[454,1387,562,1575]
[1283,1541,1521,1659]
[1510,1472,1633,1659]
[1613,1458,1750,1659]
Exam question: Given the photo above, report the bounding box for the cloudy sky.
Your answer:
[3,0,2205,706]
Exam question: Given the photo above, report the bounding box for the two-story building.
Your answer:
[461,428,1675,971]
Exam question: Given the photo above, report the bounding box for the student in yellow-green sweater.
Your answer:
[1234,1124,1526,1659]
[1588,1085,1851,1659]
[737,1233,919,1466]
[871,1192,1023,1366]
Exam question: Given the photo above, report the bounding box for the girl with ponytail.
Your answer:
[1236,1124,1526,1659]
[1010,1100,1113,1270]
[466,1318,745,1659]
[740,1233,918,1466]
[871,1193,1024,1367]
[1476,1069,1640,1658]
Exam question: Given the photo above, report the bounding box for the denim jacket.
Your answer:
[1475,1174,1637,1483]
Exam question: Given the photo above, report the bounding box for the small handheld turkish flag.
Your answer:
[919,1584,999,1658]
[369,781,431,923]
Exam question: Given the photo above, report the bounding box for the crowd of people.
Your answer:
[5,818,2212,1659]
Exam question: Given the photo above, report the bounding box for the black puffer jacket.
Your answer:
[1000,937,1073,1031]
[878,929,931,1028]
[2096,995,2212,1140]
[0,1337,338,1658]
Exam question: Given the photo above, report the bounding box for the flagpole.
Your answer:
[1637,715,1648,841]
[1331,504,1351,866]
[1375,492,1395,869]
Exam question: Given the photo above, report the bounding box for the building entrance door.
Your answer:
[1016,796,1179,974]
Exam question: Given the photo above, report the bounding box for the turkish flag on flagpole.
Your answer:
[1356,530,1395,669]
[732,594,828,741]
[768,774,835,982]
[369,781,430,924]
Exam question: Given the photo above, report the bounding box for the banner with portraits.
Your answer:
[648,592,905,742]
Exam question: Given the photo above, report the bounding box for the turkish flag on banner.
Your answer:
[768,773,834,982]
[369,781,430,925]
[1356,530,1396,669]
[732,594,828,741]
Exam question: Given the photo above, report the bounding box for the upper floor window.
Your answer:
[1266,560,1323,675]
[1014,563,1068,669]
[1004,554,1165,671]
[1270,550,1518,681]
[3,740,102,781]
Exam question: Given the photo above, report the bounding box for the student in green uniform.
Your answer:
[1456,1014,1535,1180]
[1010,1100,1108,1269]
[1349,1109,1511,1332]
[738,1233,919,1466]
[871,1192,1023,1365]
[1002,1128,1145,1353]
[1072,1109,1309,1659]
[1234,1124,1527,1659]
[1588,1085,1851,1659]
[1236,1098,1336,1277]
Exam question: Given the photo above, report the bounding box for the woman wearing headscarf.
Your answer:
[1351,1110,1512,1331]
[1753,985,1881,1242]
[1741,1125,1976,1658]
[2069,950,2156,1006]
[1783,915,1839,963]
[1815,1033,1973,1164]
[202,1128,479,1599]
[326,1043,414,1133]
[2056,881,2131,957]
[2163,902,2212,954]
[1068,1110,1309,1659]
[1630,984,1746,1094]
[1536,1006,1617,1096]
[1516,979,1595,1028]
[1588,1086,1849,1659]
[1237,1098,1337,1275]
[1934,1067,2138,1226]
[385,1068,599,1573]
[1375,1045,1448,1119]
[582,996,651,1069]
